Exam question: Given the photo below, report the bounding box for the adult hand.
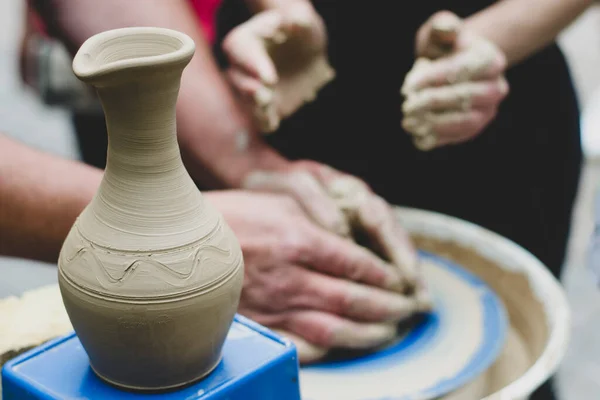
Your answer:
[401,11,509,151]
[208,190,431,363]
[222,1,335,133]
[241,160,428,293]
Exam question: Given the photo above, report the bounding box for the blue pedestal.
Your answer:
[2,315,301,400]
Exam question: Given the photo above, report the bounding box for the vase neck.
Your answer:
[99,75,181,174]
[78,74,216,251]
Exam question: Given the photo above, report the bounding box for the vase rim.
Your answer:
[72,27,195,82]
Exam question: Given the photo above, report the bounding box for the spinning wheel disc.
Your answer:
[300,251,508,400]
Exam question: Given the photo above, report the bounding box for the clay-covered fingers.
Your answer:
[283,310,397,350]
[299,221,408,291]
[224,2,324,81]
[271,55,335,119]
[222,10,283,85]
[243,169,350,237]
[287,266,420,322]
[402,41,506,94]
[278,0,326,49]
[226,68,280,132]
[403,10,508,151]
[226,68,263,99]
[402,78,509,116]
[222,11,284,131]
[431,108,498,141]
[417,11,462,59]
[223,3,332,134]
[430,13,460,45]
[403,107,499,147]
[325,175,420,289]
[354,196,420,288]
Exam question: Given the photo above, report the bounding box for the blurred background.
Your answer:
[1,1,600,398]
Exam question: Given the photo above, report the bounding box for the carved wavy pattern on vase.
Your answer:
[58,216,243,299]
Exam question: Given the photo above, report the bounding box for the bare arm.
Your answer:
[41,0,288,188]
[465,0,592,66]
[0,135,101,262]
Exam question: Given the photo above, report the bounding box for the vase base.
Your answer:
[89,356,223,393]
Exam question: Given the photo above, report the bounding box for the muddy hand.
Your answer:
[243,160,432,297]
[222,1,335,133]
[212,192,424,364]
[401,11,508,151]
[242,165,351,238]
[314,164,425,294]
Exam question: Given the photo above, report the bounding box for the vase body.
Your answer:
[57,27,244,392]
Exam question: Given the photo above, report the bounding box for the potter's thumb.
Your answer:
[417,11,462,58]
[243,169,350,236]
[223,17,279,85]
[226,40,278,86]
[278,2,327,51]
[281,1,315,31]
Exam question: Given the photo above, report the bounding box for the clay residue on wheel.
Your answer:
[412,235,548,396]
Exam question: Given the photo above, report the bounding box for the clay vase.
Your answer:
[57,27,244,392]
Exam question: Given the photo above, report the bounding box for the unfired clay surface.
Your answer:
[417,238,538,399]
[0,285,72,366]
[401,15,501,152]
[58,27,244,392]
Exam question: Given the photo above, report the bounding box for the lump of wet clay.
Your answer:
[0,285,72,367]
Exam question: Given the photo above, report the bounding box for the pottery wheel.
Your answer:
[299,251,508,400]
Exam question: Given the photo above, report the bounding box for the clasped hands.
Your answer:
[223,6,508,151]
[222,0,334,133]
[402,11,509,150]
[239,161,433,362]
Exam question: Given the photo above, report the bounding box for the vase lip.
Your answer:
[72,27,195,82]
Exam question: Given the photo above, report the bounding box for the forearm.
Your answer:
[0,135,101,263]
[465,0,592,66]
[176,60,288,189]
[43,0,288,188]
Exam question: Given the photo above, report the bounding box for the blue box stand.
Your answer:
[2,315,301,400]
